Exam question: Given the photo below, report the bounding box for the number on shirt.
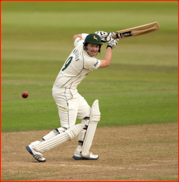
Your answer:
[62,56,73,71]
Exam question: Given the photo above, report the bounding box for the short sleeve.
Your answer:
[74,38,84,47]
[85,58,101,71]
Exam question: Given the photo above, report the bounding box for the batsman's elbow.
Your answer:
[103,62,111,68]
[98,60,111,69]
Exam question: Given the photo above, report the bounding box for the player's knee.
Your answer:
[66,124,85,140]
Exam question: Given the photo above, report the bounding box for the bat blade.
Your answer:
[112,22,160,39]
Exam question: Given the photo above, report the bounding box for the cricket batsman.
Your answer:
[26,31,119,161]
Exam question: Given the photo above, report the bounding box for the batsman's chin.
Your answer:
[89,52,98,57]
[86,50,97,57]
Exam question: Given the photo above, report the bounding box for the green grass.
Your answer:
[1,178,29,181]
[1,1,178,132]
[153,177,179,181]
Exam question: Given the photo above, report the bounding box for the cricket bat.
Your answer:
[112,22,160,39]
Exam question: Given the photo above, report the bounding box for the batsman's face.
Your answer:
[86,43,99,57]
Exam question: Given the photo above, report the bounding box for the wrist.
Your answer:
[106,45,112,49]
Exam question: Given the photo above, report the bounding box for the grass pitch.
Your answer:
[1,1,178,132]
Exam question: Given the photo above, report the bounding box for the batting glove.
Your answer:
[95,31,112,42]
[106,38,119,49]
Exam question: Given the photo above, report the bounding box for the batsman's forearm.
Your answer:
[98,48,112,68]
[104,47,112,67]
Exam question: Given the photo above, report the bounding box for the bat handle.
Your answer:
[112,34,118,39]
[104,33,118,41]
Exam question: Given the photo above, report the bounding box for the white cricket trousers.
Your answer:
[52,86,91,129]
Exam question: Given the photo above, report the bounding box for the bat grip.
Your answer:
[112,34,118,39]
[104,33,118,40]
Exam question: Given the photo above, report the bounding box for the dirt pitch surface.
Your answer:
[1,123,178,181]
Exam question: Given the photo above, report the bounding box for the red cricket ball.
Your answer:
[22,91,28,98]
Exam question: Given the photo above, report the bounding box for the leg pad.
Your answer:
[81,100,101,157]
[34,124,84,153]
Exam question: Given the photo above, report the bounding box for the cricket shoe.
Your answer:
[72,146,99,160]
[26,141,46,162]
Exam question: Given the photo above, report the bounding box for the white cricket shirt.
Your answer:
[53,38,100,90]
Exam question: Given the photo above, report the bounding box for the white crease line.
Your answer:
[58,164,146,170]
[59,164,94,167]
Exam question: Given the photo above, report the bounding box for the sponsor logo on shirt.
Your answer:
[77,39,82,42]
[94,60,99,67]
